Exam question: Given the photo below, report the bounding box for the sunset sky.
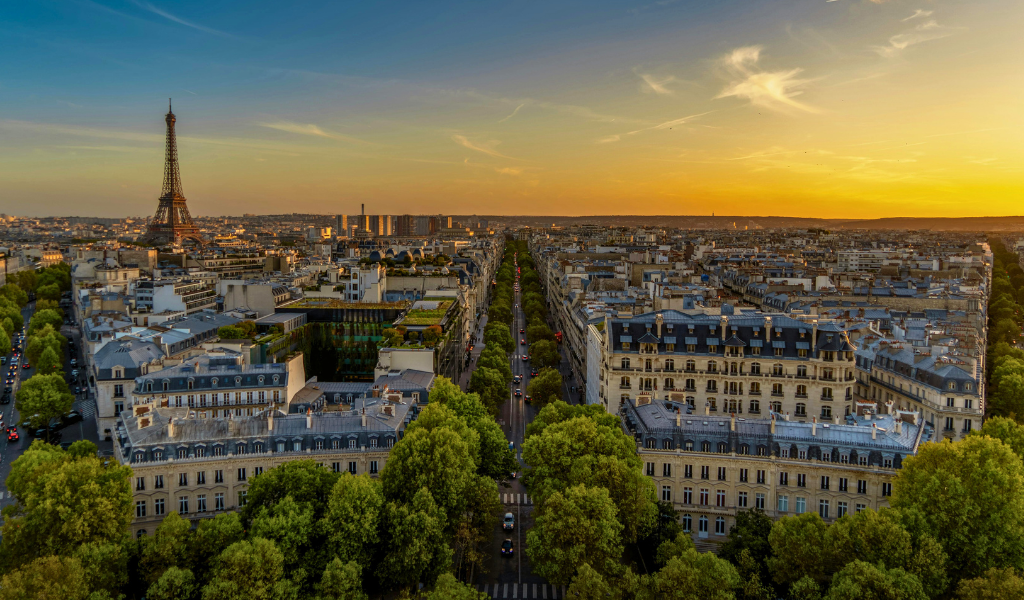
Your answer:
[1,0,1021,218]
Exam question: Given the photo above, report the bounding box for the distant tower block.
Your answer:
[145,100,203,245]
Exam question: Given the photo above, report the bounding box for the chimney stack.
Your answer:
[361,407,367,428]
[675,412,681,427]
[811,416,817,436]
[872,423,877,440]
[730,413,736,431]
[268,405,274,431]
[167,418,175,438]
[770,414,776,434]
[895,419,902,434]
[306,407,312,429]
[704,402,710,416]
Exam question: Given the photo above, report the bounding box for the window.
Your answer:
[253,466,264,477]
[822,406,832,419]
[621,358,630,369]
[797,365,808,377]
[797,474,806,488]
[195,471,205,485]
[779,472,789,486]
[716,490,726,507]
[796,497,806,514]
[154,475,164,489]
[738,492,748,508]
[237,468,247,482]
[819,500,830,519]
[682,514,692,532]
[858,480,867,494]
[856,503,866,513]
[154,498,165,515]
[715,517,726,535]
[114,384,124,398]
[331,462,341,473]
[370,460,379,474]
[838,502,848,518]
[683,487,693,504]
[684,464,693,478]
[215,470,224,484]
[178,473,188,487]
[699,516,708,534]
[701,466,710,479]
[136,501,146,518]
[778,495,789,512]
[820,476,830,490]
[215,493,224,511]
[839,478,849,492]
[756,493,765,510]
[717,467,726,481]
[662,486,672,502]
[197,494,207,513]
[700,488,709,505]
[757,469,766,484]
[795,403,807,417]
[179,496,189,514]
[739,468,748,483]
[963,420,973,433]
[238,491,248,506]
[135,477,145,491]
[620,376,631,388]
[646,462,655,476]
[348,461,357,474]
[881,483,892,497]
[664,464,672,477]
[772,383,783,396]
[370,437,378,449]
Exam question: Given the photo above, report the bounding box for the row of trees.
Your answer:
[520,405,1024,599]
[6,262,72,302]
[0,377,514,599]
[986,237,1024,420]
[469,242,520,414]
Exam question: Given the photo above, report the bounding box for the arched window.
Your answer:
[682,514,692,532]
[187,379,194,390]
[797,365,807,377]
[273,375,280,384]
[137,530,147,538]
[773,364,784,376]
[685,378,696,391]
[146,382,153,392]
[686,360,696,371]
[750,362,761,375]
[258,376,265,385]
[665,359,675,371]
[795,403,807,417]
[620,376,631,388]
[707,361,717,372]
[665,378,674,390]
[211,378,218,387]
[796,385,807,398]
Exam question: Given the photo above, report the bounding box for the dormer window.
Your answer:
[235,376,242,385]
[162,380,169,391]
[187,379,194,390]
[146,382,153,392]
[272,375,280,384]
[965,383,972,391]
[113,368,123,378]
[211,378,218,387]
[948,382,955,390]
[258,376,265,385]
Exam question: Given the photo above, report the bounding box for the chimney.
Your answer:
[784,411,790,421]
[811,416,817,436]
[656,313,664,338]
[765,317,772,344]
[811,321,818,357]
[833,415,840,425]
[306,407,312,429]
[361,407,367,428]
[675,412,681,427]
[872,423,877,440]
[704,402,710,416]
[895,420,902,434]
[770,414,776,434]
[730,413,736,431]
[267,405,274,431]
[167,418,175,438]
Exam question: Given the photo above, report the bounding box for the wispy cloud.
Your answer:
[903,9,933,22]
[452,135,517,159]
[130,1,237,38]
[872,20,956,57]
[257,121,373,145]
[596,135,621,144]
[498,103,525,123]
[495,167,523,176]
[627,111,715,135]
[715,46,820,113]
[638,72,676,95]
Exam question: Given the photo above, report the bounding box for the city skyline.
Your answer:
[1,0,1021,218]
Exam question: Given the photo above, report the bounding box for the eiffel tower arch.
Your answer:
[145,100,204,246]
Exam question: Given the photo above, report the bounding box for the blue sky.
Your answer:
[1,0,1021,217]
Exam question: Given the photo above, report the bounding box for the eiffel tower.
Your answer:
[145,100,203,245]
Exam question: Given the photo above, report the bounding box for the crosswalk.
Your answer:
[73,399,96,418]
[502,493,534,505]
[477,583,566,599]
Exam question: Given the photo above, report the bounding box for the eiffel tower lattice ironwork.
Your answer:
[146,99,203,245]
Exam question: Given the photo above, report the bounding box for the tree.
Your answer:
[0,440,133,571]
[824,561,927,600]
[974,416,1024,461]
[376,489,452,591]
[15,373,74,432]
[34,298,62,317]
[767,512,836,589]
[140,512,192,585]
[0,555,92,600]
[526,485,624,585]
[249,496,317,585]
[650,549,742,600]
[25,324,65,365]
[148,567,197,600]
[529,339,561,370]
[425,573,487,600]
[484,322,515,354]
[320,474,383,571]
[36,283,61,302]
[527,368,563,406]
[469,366,507,415]
[37,345,61,375]
[956,568,1024,600]
[27,309,62,335]
[892,436,1024,582]
[315,559,367,600]
[567,563,617,600]
[655,530,695,568]
[422,325,443,347]
[527,322,555,344]
[217,325,246,339]
[240,459,339,525]
[0,327,10,357]
[477,347,512,385]
[0,283,28,307]
[526,400,621,438]
[201,538,297,600]
[191,513,246,588]
[720,509,774,590]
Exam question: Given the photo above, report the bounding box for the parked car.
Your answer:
[60,411,83,427]
[22,363,29,369]
[503,513,515,531]
[6,427,18,443]
[501,539,514,556]
[525,394,532,403]
[70,358,78,366]
[71,369,79,377]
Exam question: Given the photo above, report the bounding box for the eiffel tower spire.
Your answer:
[146,100,202,245]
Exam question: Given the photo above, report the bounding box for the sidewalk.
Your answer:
[459,315,489,391]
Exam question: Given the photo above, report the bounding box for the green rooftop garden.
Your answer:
[400,300,453,326]
[288,298,411,310]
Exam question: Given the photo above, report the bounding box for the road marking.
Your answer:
[533,584,537,598]
[513,583,518,599]
[503,584,508,598]
[543,584,547,599]
[516,493,521,504]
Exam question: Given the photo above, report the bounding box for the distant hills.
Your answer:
[462,215,1024,232]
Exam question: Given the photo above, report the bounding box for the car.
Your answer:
[531,369,539,377]
[6,427,17,443]
[521,355,529,362]
[508,441,515,451]
[70,359,77,366]
[1,357,6,365]
[75,387,82,395]
[501,539,514,556]
[61,410,83,426]
[33,427,62,444]
[525,394,532,403]
[21,363,29,369]
[503,513,516,531]
[71,369,79,377]
[519,328,525,334]
[520,339,526,345]
[514,389,522,397]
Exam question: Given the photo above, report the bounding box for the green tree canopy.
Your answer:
[649,548,742,600]
[320,474,383,572]
[527,367,563,406]
[529,339,561,370]
[27,309,62,336]
[15,373,74,431]
[955,568,1024,600]
[201,538,297,600]
[0,555,92,600]
[0,283,28,307]
[376,489,452,591]
[823,561,927,600]
[37,345,62,375]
